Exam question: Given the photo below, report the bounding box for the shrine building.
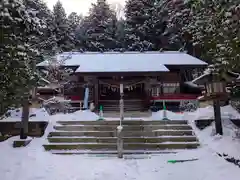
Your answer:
[37,51,208,112]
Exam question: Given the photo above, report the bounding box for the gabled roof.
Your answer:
[37,51,207,73]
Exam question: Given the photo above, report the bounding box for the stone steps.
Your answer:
[102,111,151,118]
[43,120,199,155]
[102,107,144,112]
[48,136,198,143]
[50,150,177,155]
[48,130,194,137]
[43,142,199,151]
[100,100,145,112]
[53,124,193,131]
[57,120,188,125]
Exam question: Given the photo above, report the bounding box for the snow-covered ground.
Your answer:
[1,105,240,180]
[1,108,49,122]
[0,137,240,180]
[184,105,240,159]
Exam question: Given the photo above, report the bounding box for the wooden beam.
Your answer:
[94,78,99,110]
[74,72,167,77]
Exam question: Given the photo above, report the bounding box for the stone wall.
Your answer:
[0,121,48,138]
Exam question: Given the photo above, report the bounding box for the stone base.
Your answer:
[13,139,32,148]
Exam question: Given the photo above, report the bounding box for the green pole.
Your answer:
[162,100,169,120]
[163,101,167,110]
[98,105,104,120]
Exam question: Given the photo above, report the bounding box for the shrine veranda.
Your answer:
[37,51,208,111]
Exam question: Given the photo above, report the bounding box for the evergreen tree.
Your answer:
[115,19,126,51]
[68,12,82,31]
[185,0,240,72]
[0,0,42,115]
[161,0,240,72]
[53,0,75,52]
[124,0,155,51]
[80,0,118,51]
[24,0,57,62]
[68,12,83,51]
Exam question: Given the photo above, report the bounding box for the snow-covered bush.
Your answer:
[230,99,240,113]
[43,97,71,115]
[179,101,198,112]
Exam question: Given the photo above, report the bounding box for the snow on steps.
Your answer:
[56,120,189,125]
[50,150,178,155]
[48,136,198,143]
[48,130,194,137]
[53,124,193,131]
[43,120,200,154]
[43,142,199,151]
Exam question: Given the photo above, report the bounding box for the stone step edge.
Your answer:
[48,136,197,139]
[57,120,188,123]
[44,142,200,145]
[50,130,194,133]
[50,150,178,155]
[54,124,191,127]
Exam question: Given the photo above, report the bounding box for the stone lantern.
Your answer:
[192,73,229,135]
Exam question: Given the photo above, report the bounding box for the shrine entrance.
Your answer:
[99,77,145,100]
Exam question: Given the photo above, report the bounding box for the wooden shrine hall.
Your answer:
[37,51,208,112]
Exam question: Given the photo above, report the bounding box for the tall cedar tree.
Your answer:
[80,0,118,51]
[0,0,41,115]
[68,12,83,50]
[53,0,75,52]
[124,0,155,51]
[161,0,240,72]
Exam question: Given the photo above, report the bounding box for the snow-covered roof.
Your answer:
[37,51,207,73]
[75,55,169,73]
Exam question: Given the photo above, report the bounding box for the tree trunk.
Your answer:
[20,99,30,139]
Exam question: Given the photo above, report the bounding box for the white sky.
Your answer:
[44,0,125,15]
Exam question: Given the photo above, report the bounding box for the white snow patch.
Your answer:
[0,141,240,180]
[1,108,49,122]
[189,105,240,120]
[6,136,33,142]
[150,110,184,120]
[117,125,123,131]
[184,105,240,159]
[62,110,100,121]
[189,119,240,159]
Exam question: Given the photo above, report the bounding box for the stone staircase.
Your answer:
[43,120,200,155]
[99,100,147,112]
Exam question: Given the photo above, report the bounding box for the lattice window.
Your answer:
[163,83,180,94]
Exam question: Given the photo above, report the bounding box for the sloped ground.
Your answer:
[0,106,240,180]
[0,137,239,180]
